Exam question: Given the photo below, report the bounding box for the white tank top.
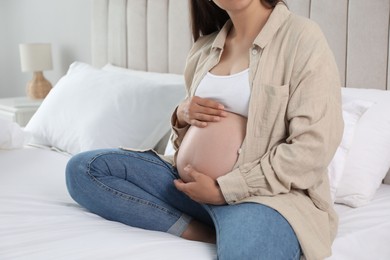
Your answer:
[195,69,251,117]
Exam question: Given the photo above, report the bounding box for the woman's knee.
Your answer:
[65,149,109,200]
[210,203,301,260]
[66,151,91,198]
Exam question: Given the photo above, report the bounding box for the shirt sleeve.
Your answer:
[217,32,344,204]
[170,107,190,151]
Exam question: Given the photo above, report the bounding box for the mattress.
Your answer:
[1,146,389,259]
[328,185,390,260]
[0,146,216,260]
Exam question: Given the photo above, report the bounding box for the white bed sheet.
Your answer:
[1,146,389,260]
[0,146,216,260]
[327,185,390,260]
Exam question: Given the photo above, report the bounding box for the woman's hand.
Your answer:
[174,165,226,205]
[176,96,227,128]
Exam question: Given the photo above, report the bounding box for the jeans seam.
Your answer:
[89,150,168,169]
[85,151,181,219]
[203,206,221,256]
[290,244,301,260]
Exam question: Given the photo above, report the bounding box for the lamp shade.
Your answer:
[19,43,53,72]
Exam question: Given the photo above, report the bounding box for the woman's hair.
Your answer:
[190,0,286,41]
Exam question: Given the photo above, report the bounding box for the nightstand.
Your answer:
[0,97,43,127]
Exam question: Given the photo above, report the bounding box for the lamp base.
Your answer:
[26,71,52,99]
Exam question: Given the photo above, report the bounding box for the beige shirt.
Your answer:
[162,3,344,260]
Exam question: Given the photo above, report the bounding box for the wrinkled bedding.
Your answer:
[1,146,390,260]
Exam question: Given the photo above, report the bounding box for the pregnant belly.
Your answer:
[176,112,247,183]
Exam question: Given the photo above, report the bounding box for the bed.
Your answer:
[1,0,390,259]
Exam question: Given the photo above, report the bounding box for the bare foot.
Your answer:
[181,219,216,244]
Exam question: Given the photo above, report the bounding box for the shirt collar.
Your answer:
[211,20,232,50]
[211,3,290,50]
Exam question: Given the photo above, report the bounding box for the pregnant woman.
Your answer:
[66,0,343,259]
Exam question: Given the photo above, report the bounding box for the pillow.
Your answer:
[103,64,186,154]
[0,118,30,149]
[335,88,390,207]
[103,63,184,83]
[164,133,175,156]
[25,62,185,155]
[327,99,373,202]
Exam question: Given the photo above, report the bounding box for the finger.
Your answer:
[185,99,226,125]
[174,180,197,201]
[183,108,212,126]
[192,97,226,117]
[195,96,225,110]
[175,178,185,184]
[189,119,208,128]
[188,115,222,127]
[193,112,224,122]
[174,179,186,192]
[184,165,201,181]
[196,105,227,118]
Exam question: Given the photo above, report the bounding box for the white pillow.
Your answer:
[327,100,373,202]
[103,63,184,83]
[335,88,390,207]
[0,118,30,149]
[25,62,185,155]
[103,64,186,153]
[164,134,175,156]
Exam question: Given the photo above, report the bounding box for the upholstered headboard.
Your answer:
[286,0,390,90]
[91,0,192,74]
[92,0,390,90]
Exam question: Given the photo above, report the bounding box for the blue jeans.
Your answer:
[66,149,301,260]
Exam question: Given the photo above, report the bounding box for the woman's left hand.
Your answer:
[174,165,226,205]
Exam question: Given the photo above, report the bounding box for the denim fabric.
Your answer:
[204,203,301,260]
[66,149,301,260]
[66,149,213,236]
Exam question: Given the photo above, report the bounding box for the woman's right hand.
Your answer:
[176,96,227,128]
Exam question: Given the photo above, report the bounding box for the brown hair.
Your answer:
[190,0,286,41]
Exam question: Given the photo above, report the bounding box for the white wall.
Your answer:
[0,0,91,98]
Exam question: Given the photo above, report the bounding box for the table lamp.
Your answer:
[19,43,53,99]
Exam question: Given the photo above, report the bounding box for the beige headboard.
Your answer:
[92,0,390,91]
[91,0,192,74]
[287,0,390,90]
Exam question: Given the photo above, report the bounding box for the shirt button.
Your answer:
[251,48,258,55]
